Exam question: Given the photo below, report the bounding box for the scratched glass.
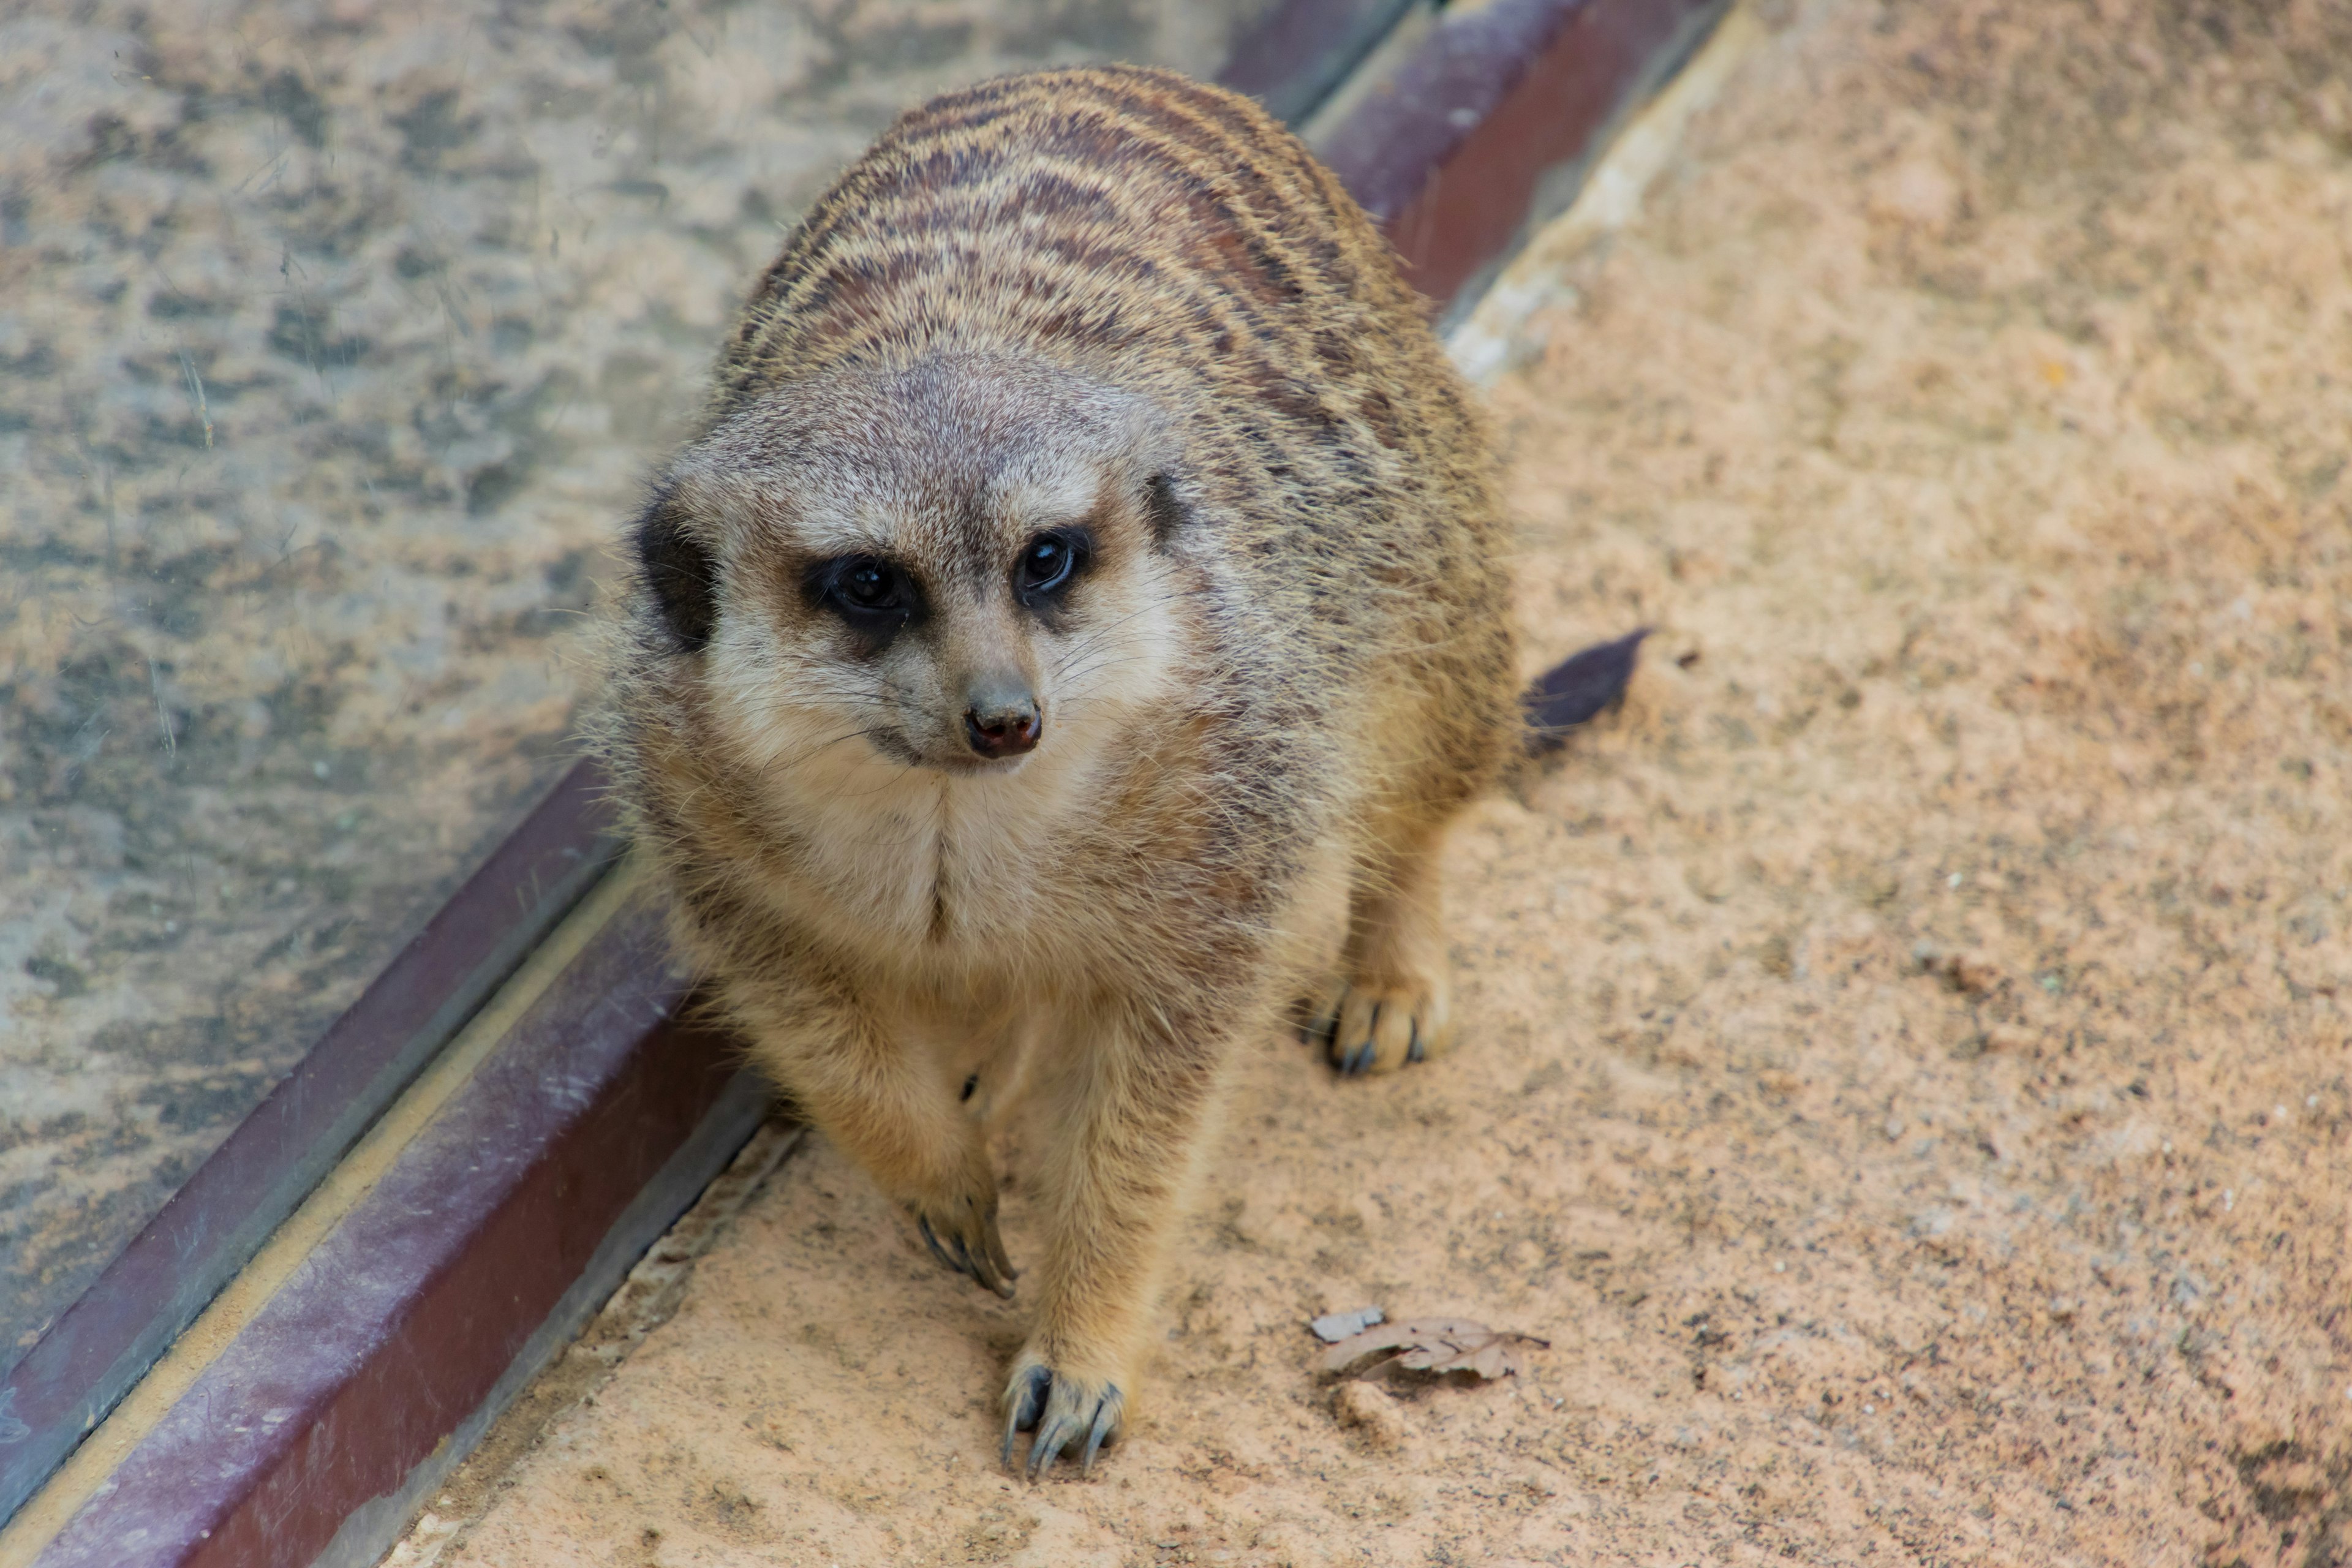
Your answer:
[0,0,1276,1375]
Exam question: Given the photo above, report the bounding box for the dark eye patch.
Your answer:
[634,491,718,654]
[805,553,923,649]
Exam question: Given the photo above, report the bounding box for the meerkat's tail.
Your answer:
[1523,628,1649,754]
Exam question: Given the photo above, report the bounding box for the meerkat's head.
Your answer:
[629,352,1191,788]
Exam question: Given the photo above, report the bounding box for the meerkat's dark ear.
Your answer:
[1142,472,1189,545]
[634,489,718,653]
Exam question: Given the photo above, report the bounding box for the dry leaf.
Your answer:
[1321,1317,1549,1381]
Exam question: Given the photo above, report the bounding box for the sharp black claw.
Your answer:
[982,1213,1018,1295]
[917,1215,956,1272]
[1338,1042,1371,1076]
[1079,1388,1121,1474]
[1027,1414,1074,1481]
[1406,1018,1424,1064]
[1003,1365,1050,1469]
[1013,1366,1049,1431]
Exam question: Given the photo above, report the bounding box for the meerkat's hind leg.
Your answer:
[1327,813,1454,1077]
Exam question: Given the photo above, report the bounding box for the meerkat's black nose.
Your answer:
[964,685,1041,758]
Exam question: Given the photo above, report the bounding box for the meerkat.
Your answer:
[600,64,1624,1477]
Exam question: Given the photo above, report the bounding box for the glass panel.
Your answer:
[0,0,1280,1373]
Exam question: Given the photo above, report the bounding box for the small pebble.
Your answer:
[1310,1306,1385,1343]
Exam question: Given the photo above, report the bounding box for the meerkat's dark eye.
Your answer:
[1014,528,1090,606]
[842,560,896,608]
[807,554,919,643]
[1018,537,1072,593]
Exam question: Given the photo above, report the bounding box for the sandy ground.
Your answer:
[0,0,1271,1368]
[394,1,2352,1564]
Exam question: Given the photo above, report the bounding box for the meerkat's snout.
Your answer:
[931,588,1051,768]
[963,676,1042,759]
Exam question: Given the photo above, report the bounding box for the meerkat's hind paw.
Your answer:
[1001,1359,1124,1478]
[1327,976,1449,1077]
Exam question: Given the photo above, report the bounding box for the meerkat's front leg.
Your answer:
[729,982,1016,1296]
[1002,999,1226,1477]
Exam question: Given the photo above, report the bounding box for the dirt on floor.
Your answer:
[405,1,2352,1563]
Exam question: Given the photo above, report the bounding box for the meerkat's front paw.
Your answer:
[1323,971,1450,1076]
[907,1188,1017,1298]
[1001,1354,1125,1478]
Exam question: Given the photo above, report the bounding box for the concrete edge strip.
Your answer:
[376,1118,809,1568]
[303,1085,782,1568]
[1324,0,1730,309]
[0,2,1743,1563]
[0,865,648,1564]
[0,761,621,1528]
[12,864,763,1568]
[1449,2,1766,385]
